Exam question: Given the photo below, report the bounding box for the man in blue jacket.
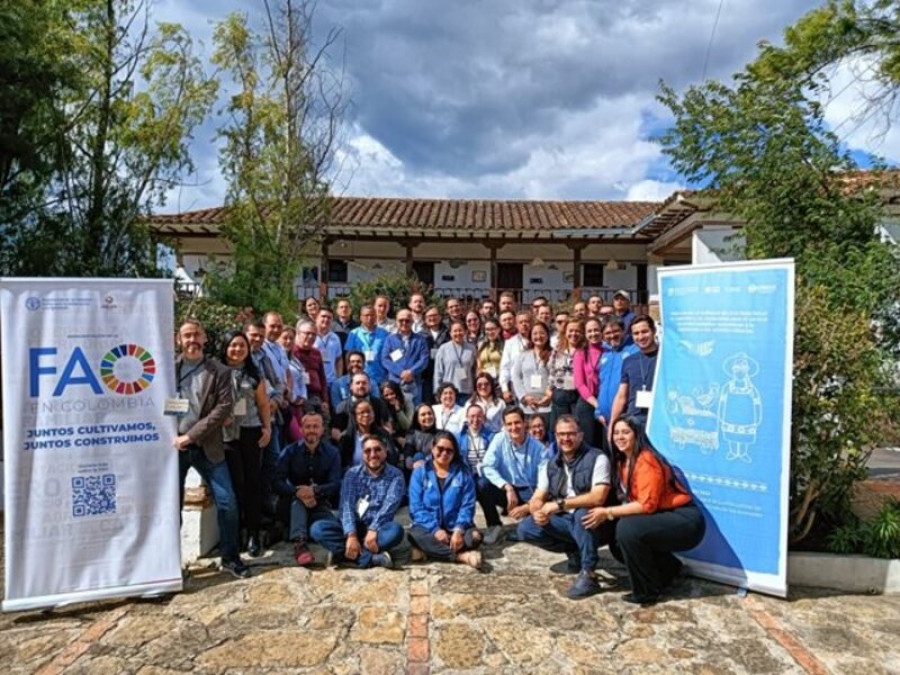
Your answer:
[310,434,405,568]
[595,315,638,452]
[345,305,389,387]
[481,407,551,537]
[275,413,342,566]
[457,405,504,544]
[380,309,429,407]
[517,415,616,599]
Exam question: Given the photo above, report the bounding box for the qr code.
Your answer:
[72,474,117,517]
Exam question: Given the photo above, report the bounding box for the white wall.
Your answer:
[692,226,746,264]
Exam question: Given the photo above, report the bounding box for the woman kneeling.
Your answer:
[408,431,483,569]
[586,415,705,605]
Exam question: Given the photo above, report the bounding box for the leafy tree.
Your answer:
[206,0,345,315]
[658,2,900,544]
[0,0,217,277]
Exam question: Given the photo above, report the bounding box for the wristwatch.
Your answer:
[556,498,566,512]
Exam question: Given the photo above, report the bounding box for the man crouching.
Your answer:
[517,415,616,598]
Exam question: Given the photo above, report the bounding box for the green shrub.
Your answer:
[827,501,900,559]
[345,272,438,314]
[174,296,256,355]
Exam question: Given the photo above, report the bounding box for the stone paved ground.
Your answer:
[3,512,900,675]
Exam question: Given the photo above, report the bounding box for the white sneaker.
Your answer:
[483,525,505,546]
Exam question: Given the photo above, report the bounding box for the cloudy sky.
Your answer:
[154,0,898,213]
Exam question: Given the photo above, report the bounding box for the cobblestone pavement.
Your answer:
[3,515,900,674]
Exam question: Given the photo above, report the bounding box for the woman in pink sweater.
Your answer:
[573,317,604,449]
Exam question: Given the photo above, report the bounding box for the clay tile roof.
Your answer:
[149,196,660,237]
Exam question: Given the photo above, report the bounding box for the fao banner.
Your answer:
[1,279,182,611]
[647,260,795,598]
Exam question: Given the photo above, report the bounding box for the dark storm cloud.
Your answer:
[315,0,822,178]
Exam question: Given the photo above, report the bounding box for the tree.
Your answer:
[0,0,217,277]
[658,2,900,544]
[207,0,345,315]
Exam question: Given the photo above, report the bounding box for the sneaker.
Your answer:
[221,558,252,579]
[565,552,581,574]
[294,542,315,566]
[410,546,427,563]
[370,551,394,569]
[247,533,262,558]
[483,525,505,546]
[567,570,600,599]
[456,550,483,569]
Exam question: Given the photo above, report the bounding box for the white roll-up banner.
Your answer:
[2,279,182,611]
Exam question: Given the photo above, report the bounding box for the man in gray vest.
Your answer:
[517,415,615,598]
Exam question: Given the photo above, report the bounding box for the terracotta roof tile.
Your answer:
[149,195,660,236]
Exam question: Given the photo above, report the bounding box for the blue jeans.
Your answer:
[517,508,615,572]
[289,501,338,542]
[259,421,282,516]
[179,446,240,561]
[400,379,422,407]
[310,519,405,568]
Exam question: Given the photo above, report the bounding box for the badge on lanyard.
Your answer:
[164,398,190,416]
[356,495,370,517]
[390,348,404,362]
[636,389,653,409]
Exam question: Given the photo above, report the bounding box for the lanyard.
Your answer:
[638,351,655,389]
[452,343,466,367]
[177,357,205,393]
[508,437,532,481]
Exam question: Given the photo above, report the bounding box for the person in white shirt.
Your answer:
[499,311,532,404]
[432,382,465,435]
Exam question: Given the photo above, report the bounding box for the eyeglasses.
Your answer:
[433,446,455,455]
[476,380,491,387]
[397,318,412,323]
[363,446,384,455]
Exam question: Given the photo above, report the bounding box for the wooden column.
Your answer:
[487,241,502,300]
[568,242,586,301]
[405,241,416,277]
[318,236,332,300]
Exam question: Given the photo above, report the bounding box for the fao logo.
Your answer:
[25,297,41,311]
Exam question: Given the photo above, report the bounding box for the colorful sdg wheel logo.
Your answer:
[100,344,156,395]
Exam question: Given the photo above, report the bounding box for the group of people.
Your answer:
[173,288,705,604]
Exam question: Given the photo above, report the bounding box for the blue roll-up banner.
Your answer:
[647,259,794,597]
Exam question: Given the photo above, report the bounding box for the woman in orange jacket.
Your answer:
[583,414,705,605]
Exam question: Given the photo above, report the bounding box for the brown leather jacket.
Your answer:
[177,356,234,463]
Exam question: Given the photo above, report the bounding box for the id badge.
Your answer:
[529,374,543,389]
[364,350,376,362]
[455,366,469,381]
[233,398,248,416]
[164,398,190,416]
[356,496,370,518]
[390,348,404,362]
[303,371,311,385]
[636,389,653,409]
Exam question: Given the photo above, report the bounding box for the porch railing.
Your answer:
[175,280,648,308]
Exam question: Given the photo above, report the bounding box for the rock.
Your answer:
[431,592,525,620]
[351,608,405,644]
[484,617,554,666]
[14,630,81,667]
[435,623,484,669]
[104,615,177,649]
[196,630,337,668]
[358,646,404,675]
[65,655,132,675]
[614,638,667,665]
[308,605,356,631]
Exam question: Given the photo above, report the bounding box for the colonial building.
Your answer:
[148,176,900,306]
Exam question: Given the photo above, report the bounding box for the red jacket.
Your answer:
[292,346,329,404]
